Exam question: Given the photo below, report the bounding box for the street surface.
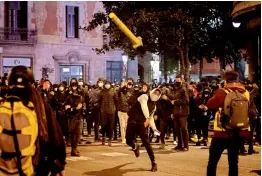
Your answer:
[65,137,261,176]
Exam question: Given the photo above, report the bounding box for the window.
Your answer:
[5,1,27,29]
[66,6,79,38]
[106,61,123,82]
[60,65,83,83]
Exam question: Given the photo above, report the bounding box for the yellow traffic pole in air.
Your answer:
[109,12,143,49]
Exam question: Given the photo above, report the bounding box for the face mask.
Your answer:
[78,82,83,86]
[72,86,77,90]
[150,93,159,102]
[98,82,103,87]
[54,88,58,92]
[59,87,64,92]
[204,94,209,97]
[105,84,110,89]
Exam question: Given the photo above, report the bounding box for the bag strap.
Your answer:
[222,88,233,95]
[10,101,26,176]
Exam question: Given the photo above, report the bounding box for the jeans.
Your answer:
[207,137,240,176]
[126,121,155,163]
[118,111,129,143]
[174,116,189,148]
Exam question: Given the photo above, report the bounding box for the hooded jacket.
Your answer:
[99,85,118,114]
[128,88,162,130]
[206,82,251,138]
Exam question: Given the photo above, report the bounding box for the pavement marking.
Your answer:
[66,156,94,161]
[101,152,130,157]
[139,150,147,153]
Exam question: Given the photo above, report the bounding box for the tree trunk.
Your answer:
[179,48,185,76]
[163,57,168,82]
[219,58,226,79]
[199,58,203,79]
[183,25,190,82]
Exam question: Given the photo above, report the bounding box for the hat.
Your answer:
[8,66,34,86]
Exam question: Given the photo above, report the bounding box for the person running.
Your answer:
[126,88,162,172]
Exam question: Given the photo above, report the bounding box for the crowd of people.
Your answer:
[0,66,260,175]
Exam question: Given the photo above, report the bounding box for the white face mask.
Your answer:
[105,84,110,89]
[78,82,83,86]
[150,94,159,102]
[54,88,58,92]
[72,86,77,90]
[59,87,64,91]
[204,94,209,97]
[98,82,103,87]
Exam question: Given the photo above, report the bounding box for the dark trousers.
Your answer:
[240,118,256,152]
[187,115,196,137]
[56,111,69,141]
[101,113,115,140]
[207,137,240,176]
[255,117,261,144]
[86,113,92,135]
[174,116,189,148]
[160,120,169,144]
[126,121,155,163]
[91,107,101,140]
[196,115,210,140]
[68,116,81,149]
[114,112,120,139]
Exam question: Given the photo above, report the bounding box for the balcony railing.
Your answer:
[0,27,37,45]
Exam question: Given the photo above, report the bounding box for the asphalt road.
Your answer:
[64,138,261,176]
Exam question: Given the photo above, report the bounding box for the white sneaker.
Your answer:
[122,139,126,144]
[193,134,198,139]
[173,141,177,145]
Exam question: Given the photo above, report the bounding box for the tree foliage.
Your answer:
[83,1,243,81]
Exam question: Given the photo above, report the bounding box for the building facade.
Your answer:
[0,1,138,84]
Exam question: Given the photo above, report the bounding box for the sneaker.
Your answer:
[151,163,157,172]
[182,147,189,152]
[173,141,177,145]
[203,140,208,146]
[122,139,126,144]
[132,144,140,158]
[196,141,201,146]
[108,140,112,147]
[174,146,182,151]
[102,138,105,145]
[193,134,198,139]
[248,150,259,155]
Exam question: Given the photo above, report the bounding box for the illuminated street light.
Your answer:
[232,21,241,28]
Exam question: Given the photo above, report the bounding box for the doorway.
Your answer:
[60,65,83,84]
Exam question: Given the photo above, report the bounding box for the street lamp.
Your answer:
[232,21,241,28]
[122,55,128,63]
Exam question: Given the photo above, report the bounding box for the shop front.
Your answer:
[2,57,32,74]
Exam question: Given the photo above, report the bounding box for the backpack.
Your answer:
[0,96,38,176]
[222,88,250,130]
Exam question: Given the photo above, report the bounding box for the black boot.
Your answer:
[132,144,140,158]
[71,148,80,157]
[196,141,201,146]
[102,137,106,145]
[151,163,157,172]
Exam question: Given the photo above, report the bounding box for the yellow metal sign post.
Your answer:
[109,12,143,49]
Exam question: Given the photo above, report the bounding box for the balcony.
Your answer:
[0,27,37,45]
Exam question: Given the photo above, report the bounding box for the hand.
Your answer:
[144,118,150,128]
[171,100,175,105]
[65,105,71,110]
[76,103,83,110]
[203,106,208,111]
[171,114,174,119]
[153,115,158,121]
[162,95,168,100]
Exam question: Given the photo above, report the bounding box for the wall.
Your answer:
[0,1,128,84]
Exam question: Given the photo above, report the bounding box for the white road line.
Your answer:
[101,152,130,157]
